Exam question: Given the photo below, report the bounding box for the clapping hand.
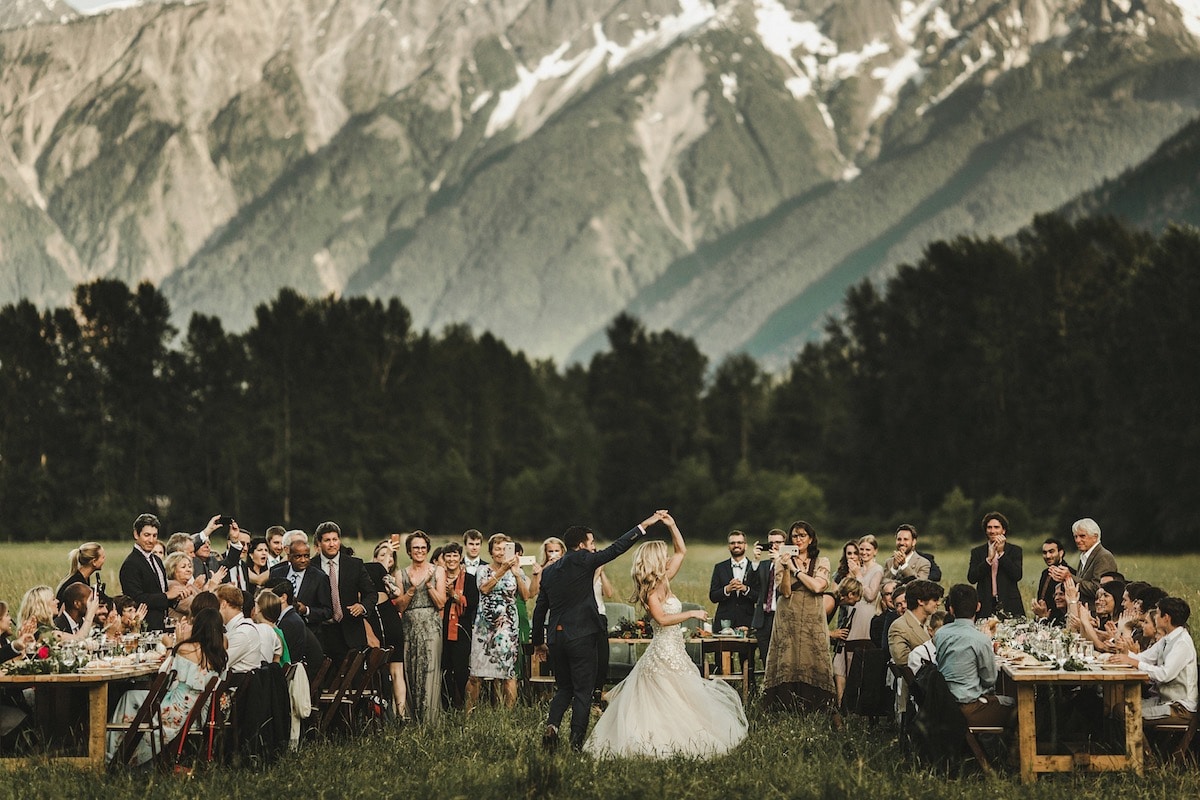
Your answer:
[1031,599,1049,619]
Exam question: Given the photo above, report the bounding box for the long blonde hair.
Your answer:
[18,585,56,627]
[628,541,669,609]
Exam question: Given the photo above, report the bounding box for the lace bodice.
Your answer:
[639,596,693,676]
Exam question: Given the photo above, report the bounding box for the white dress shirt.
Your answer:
[1134,626,1198,718]
[225,613,264,672]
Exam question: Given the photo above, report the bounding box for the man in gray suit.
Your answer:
[1064,518,1118,606]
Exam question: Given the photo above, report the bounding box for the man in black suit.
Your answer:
[532,511,662,751]
[312,521,379,662]
[751,529,787,662]
[118,513,187,631]
[269,538,333,635]
[53,582,95,635]
[966,511,1024,618]
[1031,537,1074,624]
[271,579,325,681]
[709,530,757,631]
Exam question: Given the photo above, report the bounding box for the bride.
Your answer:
[585,513,748,759]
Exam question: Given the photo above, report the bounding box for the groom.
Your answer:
[532,511,664,751]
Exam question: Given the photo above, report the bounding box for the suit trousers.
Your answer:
[756,613,774,663]
[548,634,599,748]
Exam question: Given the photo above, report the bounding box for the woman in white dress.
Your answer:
[585,513,748,759]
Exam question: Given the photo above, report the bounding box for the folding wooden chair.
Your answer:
[157,675,221,773]
[106,668,175,769]
[315,650,367,735]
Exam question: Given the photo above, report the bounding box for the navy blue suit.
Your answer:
[532,526,644,748]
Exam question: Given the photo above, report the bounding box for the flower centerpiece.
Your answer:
[0,626,82,675]
[610,616,652,639]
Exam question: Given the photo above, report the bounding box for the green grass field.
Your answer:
[3,535,1200,798]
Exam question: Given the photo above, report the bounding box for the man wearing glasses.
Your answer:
[751,529,787,662]
[269,539,333,632]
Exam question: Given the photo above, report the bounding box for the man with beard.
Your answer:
[709,530,757,632]
[1031,538,1074,625]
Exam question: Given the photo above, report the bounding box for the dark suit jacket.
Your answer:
[269,563,333,627]
[277,605,322,669]
[1075,544,1118,604]
[708,559,757,629]
[751,560,776,630]
[966,542,1024,618]
[532,526,642,646]
[317,552,377,652]
[119,547,171,631]
[1035,562,1075,624]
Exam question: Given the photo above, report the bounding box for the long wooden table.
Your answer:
[0,663,160,769]
[1001,662,1148,783]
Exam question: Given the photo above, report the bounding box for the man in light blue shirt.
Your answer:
[934,583,1014,727]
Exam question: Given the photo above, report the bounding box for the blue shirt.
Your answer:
[934,619,997,703]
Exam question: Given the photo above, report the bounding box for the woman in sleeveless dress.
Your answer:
[396,531,445,725]
[585,513,748,759]
[762,520,838,715]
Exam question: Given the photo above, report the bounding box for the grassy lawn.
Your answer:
[2,534,1200,797]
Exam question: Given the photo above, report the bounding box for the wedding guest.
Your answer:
[1071,517,1118,605]
[269,539,332,632]
[280,530,307,558]
[164,533,195,558]
[513,541,537,650]
[935,584,1014,727]
[313,521,378,663]
[118,513,179,631]
[1094,581,1125,631]
[829,576,874,705]
[540,537,566,566]
[165,551,224,623]
[885,525,932,583]
[708,530,757,632]
[104,595,146,640]
[967,512,1024,618]
[888,580,943,666]
[55,542,106,606]
[244,536,274,591]
[462,530,485,575]
[252,589,287,664]
[53,583,96,636]
[832,540,859,585]
[1112,597,1197,731]
[0,600,31,740]
[365,541,406,720]
[395,531,446,724]
[441,542,478,710]
[908,610,948,672]
[19,584,97,642]
[1031,538,1074,625]
[107,607,227,766]
[269,580,323,680]
[468,534,528,710]
[870,580,901,648]
[215,585,269,672]
[762,521,837,715]
[265,526,287,568]
[751,529,786,662]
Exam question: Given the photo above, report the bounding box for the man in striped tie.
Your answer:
[314,521,379,662]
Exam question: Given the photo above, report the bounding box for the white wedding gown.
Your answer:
[584,596,748,759]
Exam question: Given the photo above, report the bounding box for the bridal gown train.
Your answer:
[584,596,748,759]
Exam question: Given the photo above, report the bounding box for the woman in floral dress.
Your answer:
[107,607,226,766]
[467,534,529,710]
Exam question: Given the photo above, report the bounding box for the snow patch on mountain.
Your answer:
[1167,0,1200,36]
[485,1,721,139]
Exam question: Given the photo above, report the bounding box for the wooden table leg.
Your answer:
[87,683,107,770]
[1125,680,1144,776]
[1017,684,1037,784]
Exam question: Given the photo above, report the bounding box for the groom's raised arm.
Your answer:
[584,512,662,570]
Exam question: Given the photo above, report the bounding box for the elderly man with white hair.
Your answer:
[1067,518,1118,606]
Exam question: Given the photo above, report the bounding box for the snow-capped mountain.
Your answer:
[1,0,1198,365]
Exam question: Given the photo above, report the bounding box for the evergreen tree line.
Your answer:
[1,214,1197,549]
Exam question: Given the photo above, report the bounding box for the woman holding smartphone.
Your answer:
[466,533,529,710]
[762,520,838,717]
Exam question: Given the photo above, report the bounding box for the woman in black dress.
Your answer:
[366,540,407,720]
